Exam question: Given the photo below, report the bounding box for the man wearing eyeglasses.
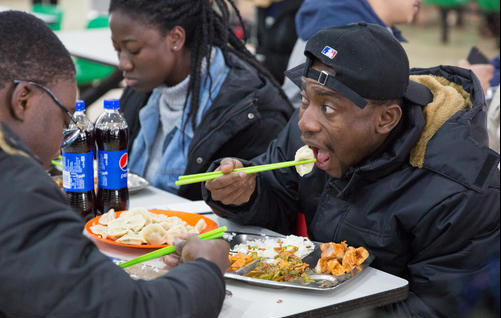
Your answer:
[0,10,230,318]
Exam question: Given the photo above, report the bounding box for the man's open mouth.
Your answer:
[309,146,331,170]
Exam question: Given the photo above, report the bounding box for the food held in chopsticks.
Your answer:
[175,158,316,186]
[89,207,207,246]
[315,241,369,276]
[295,145,315,176]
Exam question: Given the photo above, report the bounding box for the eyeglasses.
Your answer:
[13,80,80,147]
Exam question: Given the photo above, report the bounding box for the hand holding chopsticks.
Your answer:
[175,159,316,186]
[119,226,227,269]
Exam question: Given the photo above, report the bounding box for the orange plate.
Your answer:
[85,209,218,249]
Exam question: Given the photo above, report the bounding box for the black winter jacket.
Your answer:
[0,124,226,318]
[204,66,500,317]
[119,51,294,200]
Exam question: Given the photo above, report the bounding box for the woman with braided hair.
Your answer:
[109,0,294,199]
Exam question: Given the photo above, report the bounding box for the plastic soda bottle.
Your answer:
[95,99,129,214]
[62,100,96,219]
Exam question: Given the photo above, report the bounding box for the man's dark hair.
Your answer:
[109,0,288,132]
[0,11,75,90]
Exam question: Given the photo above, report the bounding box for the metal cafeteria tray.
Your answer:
[223,232,373,291]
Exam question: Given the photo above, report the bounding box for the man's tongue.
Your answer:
[315,149,330,164]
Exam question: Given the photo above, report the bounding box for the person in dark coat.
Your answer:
[283,0,422,107]
[0,10,229,318]
[203,23,500,317]
[108,0,293,200]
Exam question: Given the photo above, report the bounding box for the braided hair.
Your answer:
[109,0,287,132]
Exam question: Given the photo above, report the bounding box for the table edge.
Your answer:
[283,284,409,318]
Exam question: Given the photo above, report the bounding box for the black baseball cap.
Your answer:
[285,23,433,108]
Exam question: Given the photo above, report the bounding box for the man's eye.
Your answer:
[300,95,309,106]
[322,105,335,114]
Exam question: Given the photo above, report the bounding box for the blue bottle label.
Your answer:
[62,151,94,192]
[98,150,128,189]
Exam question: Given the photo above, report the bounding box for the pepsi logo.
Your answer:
[119,153,128,172]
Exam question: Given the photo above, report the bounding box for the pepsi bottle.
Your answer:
[62,100,96,219]
[95,99,129,214]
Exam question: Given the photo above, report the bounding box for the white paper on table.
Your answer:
[157,200,213,214]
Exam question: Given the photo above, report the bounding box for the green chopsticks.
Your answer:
[118,226,227,269]
[51,155,63,168]
[175,159,316,186]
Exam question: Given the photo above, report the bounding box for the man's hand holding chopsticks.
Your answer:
[163,234,231,274]
[205,158,256,206]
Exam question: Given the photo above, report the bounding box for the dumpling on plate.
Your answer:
[98,209,116,225]
[90,224,108,237]
[140,224,168,245]
[117,231,146,245]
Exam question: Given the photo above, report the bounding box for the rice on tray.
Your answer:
[233,235,315,259]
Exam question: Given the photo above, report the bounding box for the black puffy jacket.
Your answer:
[204,66,500,317]
[0,124,226,318]
[119,51,294,200]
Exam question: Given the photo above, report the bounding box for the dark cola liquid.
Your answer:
[62,129,96,219]
[95,126,129,214]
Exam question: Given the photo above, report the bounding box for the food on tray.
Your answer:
[295,145,315,177]
[232,235,315,259]
[89,207,207,246]
[315,241,369,276]
[228,254,255,272]
[245,247,312,282]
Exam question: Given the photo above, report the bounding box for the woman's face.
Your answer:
[110,10,182,91]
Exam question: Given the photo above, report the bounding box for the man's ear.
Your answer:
[9,83,32,121]
[376,104,402,135]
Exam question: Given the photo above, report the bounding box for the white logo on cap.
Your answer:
[321,46,338,59]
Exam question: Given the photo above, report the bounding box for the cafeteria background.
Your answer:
[0,0,499,317]
[1,0,498,122]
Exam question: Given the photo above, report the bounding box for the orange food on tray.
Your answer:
[315,241,369,276]
[228,254,255,272]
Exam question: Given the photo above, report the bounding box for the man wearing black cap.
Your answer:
[204,23,500,317]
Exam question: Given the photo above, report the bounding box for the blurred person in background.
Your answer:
[457,53,500,154]
[109,0,293,200]
[254,0,304,84]
[283,0,422,108]
[0,10,230,318]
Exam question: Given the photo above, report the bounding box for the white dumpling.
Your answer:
[99,209,116,225]
[116,231,146,245]
[194,219,207,233]
[90,224,108,237]
[129,207,153,226]
[295,145,315,177]
[140,224,168,245]
[105,225,128,240]
[150,213,169,223]
[123,214,147,233]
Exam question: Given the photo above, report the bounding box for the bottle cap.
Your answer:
[104,99,119,110]
[75,100,85,112]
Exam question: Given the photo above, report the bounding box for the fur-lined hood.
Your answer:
[355,65,499,192]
